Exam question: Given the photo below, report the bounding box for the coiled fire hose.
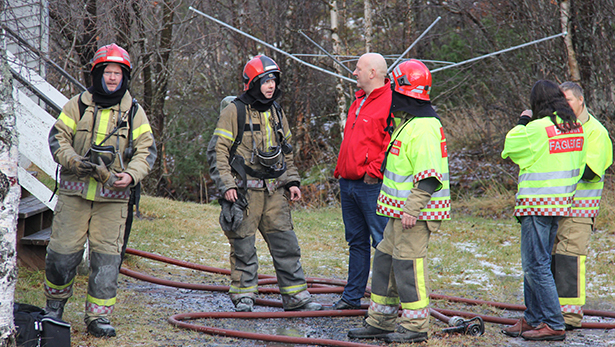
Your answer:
[120,248,615,347]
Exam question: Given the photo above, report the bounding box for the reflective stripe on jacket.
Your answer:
[49,91,156,202]
[377,116,450,220]
[502,116,586,216]
[571,112,613,217]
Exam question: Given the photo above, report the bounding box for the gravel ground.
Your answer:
[116,270,615,347]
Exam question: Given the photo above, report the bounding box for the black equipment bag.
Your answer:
[14,303,71,347]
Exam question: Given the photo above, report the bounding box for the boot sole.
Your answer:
[501,330,525,337]
[522,335,566,341]
[348,330,394,339]
[88,330,116,338]
[380,334,428,343]
[348,333,391,339]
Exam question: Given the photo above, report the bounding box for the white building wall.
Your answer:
[2,0,50,169]
[2,0,49,77]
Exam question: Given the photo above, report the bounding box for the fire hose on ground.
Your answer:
[119,248,615,347]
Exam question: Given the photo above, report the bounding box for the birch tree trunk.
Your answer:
[560,0,581,83]
[329,0,348,136]
[0,37,21,347]
[364,0,372,53]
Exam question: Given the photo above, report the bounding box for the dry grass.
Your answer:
[14,179,615,346]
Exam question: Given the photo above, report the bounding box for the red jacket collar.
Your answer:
[355,78,391,100]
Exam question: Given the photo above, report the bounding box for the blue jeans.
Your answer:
[520,215,565,330]
[339,178,388,306]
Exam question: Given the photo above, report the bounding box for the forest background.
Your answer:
[35,0,615,202]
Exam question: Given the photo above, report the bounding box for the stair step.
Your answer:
[19,195,50,219]
[20,227,51,246]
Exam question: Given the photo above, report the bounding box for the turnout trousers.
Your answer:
[365,219,440,333]
[224,188,311,310]
[44,194,127,324]
[552,217,592,328]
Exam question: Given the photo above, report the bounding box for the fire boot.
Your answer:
[380,327,428,343]
[289,300,323,311]
[235,297,254,312]
[348,324,393,339]
[282,291,323,311]
[87,317,116,337]
[44,299,68,320]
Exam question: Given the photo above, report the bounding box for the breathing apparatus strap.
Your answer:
[380,116,413,173]
[229,99,248,189]
[384,102,395,136]
[227,99,288,185]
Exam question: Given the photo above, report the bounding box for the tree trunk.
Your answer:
[405,0,415,46]
[560,0,581,83]
[0,38,21,347]
[152,0,176,196]
[329,0,348,137]
[364,0,372,53]
[80,0,97,86]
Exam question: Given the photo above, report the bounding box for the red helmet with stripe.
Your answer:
[91,43,132,72]
[242,55,280,91]
[391,59,431,101]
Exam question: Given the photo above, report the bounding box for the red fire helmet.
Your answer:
[242,55,280,91]
[91,43,132,72]
[391,59,432,101]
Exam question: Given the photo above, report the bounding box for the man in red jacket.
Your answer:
[333,53,392,310]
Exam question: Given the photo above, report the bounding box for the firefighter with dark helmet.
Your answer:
[44,43,157,337]
[348,59,450,343]
[207,55,322,312]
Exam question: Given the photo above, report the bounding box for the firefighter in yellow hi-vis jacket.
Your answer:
[348,59,450,344]
[501,80,586,342]
[45,43,156,338]
[552,81,613,330]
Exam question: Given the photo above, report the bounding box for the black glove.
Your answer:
[68,154,94,178]
[219,192,248,232]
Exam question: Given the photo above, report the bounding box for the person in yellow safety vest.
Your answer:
[348,59,450,344]
[552,81,613,330]
[501,80,587,342]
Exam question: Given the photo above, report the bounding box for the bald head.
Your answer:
[353,53,388,95]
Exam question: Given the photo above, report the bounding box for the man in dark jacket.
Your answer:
[333,53,392,310]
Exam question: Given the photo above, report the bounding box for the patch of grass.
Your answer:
[14,192,615,346]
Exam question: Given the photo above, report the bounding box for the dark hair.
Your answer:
[530,80,579,132]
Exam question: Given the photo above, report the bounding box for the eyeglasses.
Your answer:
[103,71,123,77]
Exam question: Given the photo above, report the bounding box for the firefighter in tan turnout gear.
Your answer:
[207,55,322,312]
[44,43,157,337]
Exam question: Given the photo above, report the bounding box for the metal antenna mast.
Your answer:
[189,7,356,84]
[298,29,354,75]
[431,32,568,73]
[388,17,441,73]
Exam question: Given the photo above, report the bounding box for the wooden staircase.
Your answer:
[16,192,53,269]
[8,50,66,269]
